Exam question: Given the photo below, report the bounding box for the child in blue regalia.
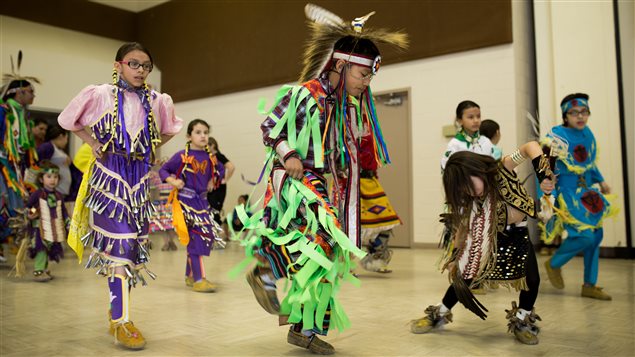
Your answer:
[541,93,617,300]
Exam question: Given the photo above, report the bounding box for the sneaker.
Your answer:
[33,271,49,282]
[410,305,453,334]
[505,302,541,345]
[111,321,146,350]
[287,328,335,355]
[246,266,280,314]
[581,285,612,300]
[192,279,217,293]
[544,259,564,289]
[185,276,194,287]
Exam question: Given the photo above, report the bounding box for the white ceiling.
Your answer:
[88,0,170,13]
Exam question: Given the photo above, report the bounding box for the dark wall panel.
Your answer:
[2,0,511,102]
[138,0,512,102]
[0,0,136,41]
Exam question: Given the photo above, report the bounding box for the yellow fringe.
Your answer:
[8,239,29,278]
[168,188,189,246]
[540,193,620,244]
[67,158,95,263]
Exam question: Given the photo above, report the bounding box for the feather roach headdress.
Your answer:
[299,3,408,83]
[1,50,41,98]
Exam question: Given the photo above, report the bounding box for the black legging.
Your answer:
[207,184,227,224]
[442,245,540,311]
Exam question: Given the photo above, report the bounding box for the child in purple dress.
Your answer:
[160,119,224,293]
[26,161,68,282]
[58,42,182,350]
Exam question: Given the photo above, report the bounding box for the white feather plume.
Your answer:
[526,111,540,140]
[304,3,346,27]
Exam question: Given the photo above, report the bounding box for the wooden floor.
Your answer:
[1,239,634,357]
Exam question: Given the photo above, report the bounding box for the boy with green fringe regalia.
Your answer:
[234,4,407,355]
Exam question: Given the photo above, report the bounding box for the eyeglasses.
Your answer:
[347,64,374,81]
[118,60,153,72]
[567,109,590,117]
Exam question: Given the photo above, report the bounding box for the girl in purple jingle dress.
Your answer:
[58,42,182,350]
[160,119,224,293]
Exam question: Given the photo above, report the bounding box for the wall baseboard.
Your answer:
[409,244,635,259]
[599,247,635,259]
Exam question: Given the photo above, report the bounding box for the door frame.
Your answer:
[373,87,413,248]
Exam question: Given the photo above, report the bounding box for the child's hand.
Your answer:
[91,142,103,159]
[27,207,39,220]
[599,181,611,195]
[207,178,217,192]
[283,157,304,180]
[168,177,185,190]
[540,178,555,195]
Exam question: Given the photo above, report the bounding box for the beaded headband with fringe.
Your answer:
[561,97,589,115]
[1,50,41,98]
[299,4,408,83]
[41,167,60,175]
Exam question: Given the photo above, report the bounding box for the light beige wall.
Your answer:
[167,85,281,213]
[534,1,627,247]
[0,15,162,154]
[171,44,519,244]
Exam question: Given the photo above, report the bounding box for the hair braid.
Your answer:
[143,82,161,160]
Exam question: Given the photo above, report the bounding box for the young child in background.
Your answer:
[541,93,618,300]
[480,119,502,160]
[26,161,68,282]
[359,132,401,274]
[160,119,224,293]
[441,100,495,169]
[229,194,250,232]
[206,136,235,228]
[58,42,182,350]
[440,101,497,295]
[147,165,177,251]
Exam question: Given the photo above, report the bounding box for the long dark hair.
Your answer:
[443,151,499,223]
